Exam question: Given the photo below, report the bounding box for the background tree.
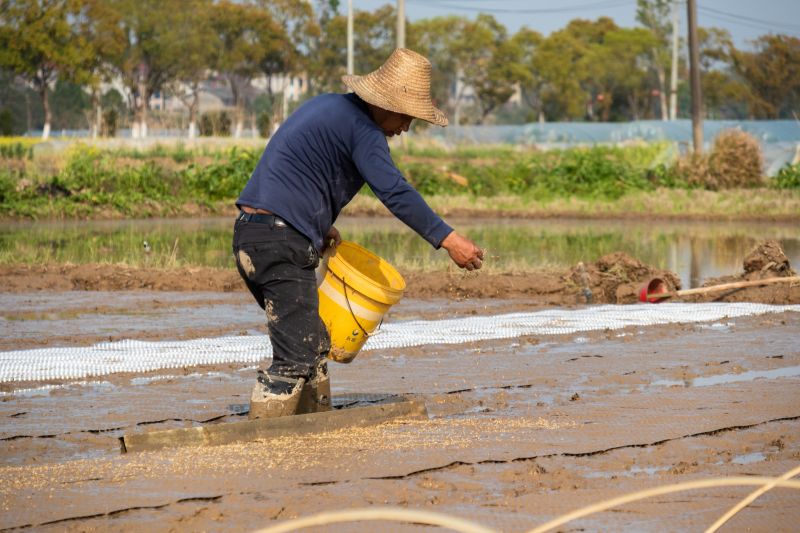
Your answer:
[166,0,216,139]
[512,27,544,122]
[109,0,184,138]
[211,0,272,137]
[257,0,318,126]
[0,0,92,138]
[532,28,588,120]
[304,0,346,94]
[409,16,468,123]
[636,0,674,120]
[306,3,395,96]
[695,27,747,119]
[565,16,619,44]
[0,69,37,134]
[73,0,125,138]
[353,4,396,74]
[733,34,800,119]
[49,79,89,130]
[565,18,619,120]
[3,1,799,131]
[582,28,656,120]
[100,87,125,136]
[444,14,511,124]
[460,15,527,124]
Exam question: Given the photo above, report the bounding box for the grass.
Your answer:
[0,137,41,148]
[1,137,799,221]
[344,188,800,220]
[0,223,233,268]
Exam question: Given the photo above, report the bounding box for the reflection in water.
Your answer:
[1,217,798,288]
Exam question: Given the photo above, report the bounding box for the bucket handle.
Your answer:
[341,276,381,340]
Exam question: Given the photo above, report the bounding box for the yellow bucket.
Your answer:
[317,241,405,363]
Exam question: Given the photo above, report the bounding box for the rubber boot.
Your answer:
[249,372,306,420]
[296,361,332,414]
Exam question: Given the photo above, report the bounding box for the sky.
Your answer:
[348,0,800,49]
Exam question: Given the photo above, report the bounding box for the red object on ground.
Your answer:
[639,278,669,303]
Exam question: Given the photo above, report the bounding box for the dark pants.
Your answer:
[232,215,330,379]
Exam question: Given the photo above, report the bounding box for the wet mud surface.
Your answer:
[1,289,799,531]
[3,244,800,306]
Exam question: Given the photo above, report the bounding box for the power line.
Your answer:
[698,5,800,33]
[405,0,634,15]
[406,0,800,34]
[698,8,800,35]
[403,0,800,38]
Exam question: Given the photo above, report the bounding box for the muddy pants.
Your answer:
[232,213,330,379]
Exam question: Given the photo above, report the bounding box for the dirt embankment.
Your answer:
[0,263,244,293]
[2,240,798,304]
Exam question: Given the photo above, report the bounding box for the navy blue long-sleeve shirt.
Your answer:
[236,93,453,252]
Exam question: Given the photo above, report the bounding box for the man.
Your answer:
[233,48,484,420]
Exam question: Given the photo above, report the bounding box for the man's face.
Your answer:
[378,111,413,137]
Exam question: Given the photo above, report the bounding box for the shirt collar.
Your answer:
[345,92,371,118]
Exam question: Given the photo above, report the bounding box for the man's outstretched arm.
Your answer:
[441,231,484,271]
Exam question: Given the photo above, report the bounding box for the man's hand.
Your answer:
[323,226,342,254]
[441,231,484,271]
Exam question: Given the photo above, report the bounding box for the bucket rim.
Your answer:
[326,241,405,303]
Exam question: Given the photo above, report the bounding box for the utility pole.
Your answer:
[669,0,680,120]
[397,0,405,49]
[347,0,354,75]
[687,0,703,152]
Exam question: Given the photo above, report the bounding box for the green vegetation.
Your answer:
[1,137,798,220]
[396,144,660,200]
[0,219,233,269]
[183,147,258,201]
[0,137,40,148]
[1,0,799,137]
[0,142,33,160]
[774,163,800,190]
[349,188,800,222]
[0,143,254,218]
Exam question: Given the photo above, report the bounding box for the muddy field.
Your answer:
[3,242,799,305]
[1,245,799,532]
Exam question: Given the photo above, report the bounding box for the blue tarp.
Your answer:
[426,119,800,175]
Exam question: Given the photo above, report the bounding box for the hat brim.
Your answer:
[343,74,448,127]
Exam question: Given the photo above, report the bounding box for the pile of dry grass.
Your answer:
[676,151,713,188]
[676,129,764,190]
[708,129,764,189]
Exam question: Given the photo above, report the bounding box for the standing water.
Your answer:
[1,216,798,289]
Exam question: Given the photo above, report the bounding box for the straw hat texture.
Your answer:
[342,48,448,127]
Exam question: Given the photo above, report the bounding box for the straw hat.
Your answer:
[342,48,448,127]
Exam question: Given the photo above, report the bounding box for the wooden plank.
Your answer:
[121,399,427,454]
[647,275,800,300]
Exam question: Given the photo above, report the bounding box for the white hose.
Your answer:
[250,476,800,533]
[705,463,800,533]
[526,476,800,533]
[252,507,498,533]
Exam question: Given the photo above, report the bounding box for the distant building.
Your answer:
[101,72,308,115]
[252,73,308,103]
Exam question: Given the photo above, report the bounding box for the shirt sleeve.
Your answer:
[351,124,453,249]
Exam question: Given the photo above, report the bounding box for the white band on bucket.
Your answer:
[318,278,385,323]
